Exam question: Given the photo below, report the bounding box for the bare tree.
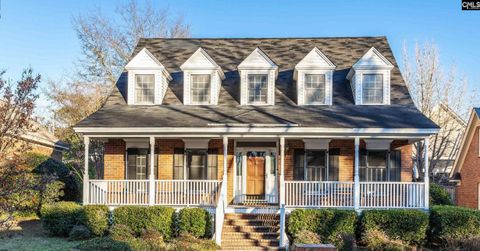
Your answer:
[402,41,474,183]
[72,0,190,85]
[47,0,190,183]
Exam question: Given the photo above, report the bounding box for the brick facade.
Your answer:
[456,127,480,209]
[103,138,414,201]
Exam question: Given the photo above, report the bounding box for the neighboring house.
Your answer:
[21,120,69,161]
[74,37,439,248]
[450,108,480,209]
[430,104,466,178]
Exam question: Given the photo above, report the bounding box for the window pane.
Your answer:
[306,150,326,181]
[362,74,383,104]
[191,74,211,104]
[293,149,305,180]
[360,150,388,181]
[248,74,268,104]
[135,74,155,104]
[304,74,325,104]
[188,150,207,179]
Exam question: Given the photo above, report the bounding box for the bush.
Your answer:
[287,209,357,248]
[293,230,322,244]
[430,184,453,206]
[173,233,218,251]
[80,205,109,236]
[27,152,81,202]
[40,201,81,236]
[113,206,175,239]
[360,209,428,245]
[69,225,91,240]
[75,237,132,251]
[429,205,480,243]
[178,208,212,238]
[364,229,408,251]
[110,224,135,241]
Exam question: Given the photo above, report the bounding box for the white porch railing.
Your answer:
[284,181,426,209]
[88,180,149,205]
[359,182,425,208]
[155,180,222,206]
[285,181,355,208]
[88,180,222,206]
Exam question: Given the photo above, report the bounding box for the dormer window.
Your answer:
[347,47,393,105]
[135,74,155,104]
[304,74,326,104]
[238,48,278,106]
[362,74,383,104]
[191,74,211,104]
[125,48,171,105]
[294,48,336,105]
[248,74,268,104]
[180,48,224,105]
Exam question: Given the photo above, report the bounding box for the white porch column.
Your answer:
[424,137,430,210]
[279,137,285,206]
[354,137,360,211]
[149,137,155,206]
[222,136,228,204]
[83,136,89,205]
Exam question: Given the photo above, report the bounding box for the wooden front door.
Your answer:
[246,151,265,195]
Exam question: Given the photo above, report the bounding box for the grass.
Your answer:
[0,216,83,251]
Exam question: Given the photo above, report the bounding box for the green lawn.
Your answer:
[0,217,83,251]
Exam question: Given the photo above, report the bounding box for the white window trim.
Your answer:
[127,69,166,105]
[355,70,391,105]
[297,70,333,105]
[244,71,273,106]
[183,70,219,105]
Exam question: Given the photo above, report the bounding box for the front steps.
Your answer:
[221,213,281,250]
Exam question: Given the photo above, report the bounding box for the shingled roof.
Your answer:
[75,36,438,129]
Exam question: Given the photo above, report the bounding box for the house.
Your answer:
[429,104,466,179]
[450,108,480,209]
[74,37,439,248]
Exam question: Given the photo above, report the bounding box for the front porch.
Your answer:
[82,136,430,210]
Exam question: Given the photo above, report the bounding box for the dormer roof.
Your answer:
[180,47,225,79]
[238,48,278,72]
[126,48,172,80]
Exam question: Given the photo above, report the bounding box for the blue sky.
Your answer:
[0,0,479,113]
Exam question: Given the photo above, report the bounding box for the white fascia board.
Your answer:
[74,126,439,135]
[126,48,172,80]
[352,47,394,70]
[295,47,336,71]
[180,47,225,79]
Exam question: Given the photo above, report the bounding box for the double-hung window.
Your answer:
[293,149,339,181]
[173,148,218,180]
[362,74,383,104]
[360,150,401,181]
[304,74,326,104]
[127,148,158,180]
[190,74,211,104]
[248,74,268,104]
[135,74,155,104]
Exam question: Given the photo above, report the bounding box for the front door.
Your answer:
[246,151,265,196]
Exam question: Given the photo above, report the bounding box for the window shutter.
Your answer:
[173,148,185,180]
[328,148,340,181]
[207,149,218,180]
[389,150,401,181]
[127,152,136,180]
[293,149,305,180]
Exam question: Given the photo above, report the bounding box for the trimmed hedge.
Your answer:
[113,206,175,239]
[178,208,212,238]
[429,205,480,242]
[430,184,453,206]
[287,209,357,247]
[79,205,110,236]
[40,201,82,236]
[360,209,428,245]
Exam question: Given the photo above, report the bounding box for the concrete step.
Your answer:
[221,239,279,248]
